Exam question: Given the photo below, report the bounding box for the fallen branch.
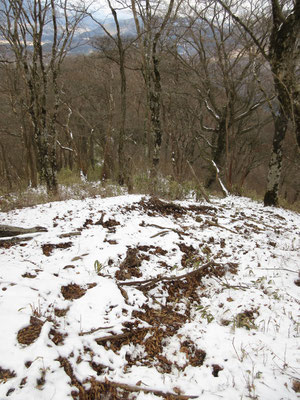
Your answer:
[58,355,198,399]
[187,161,210,202]
[119,261,227,289]
[104,379,199,399]
[0,224,47,238]
[0,235,35,247]
[211,160,229,197]
[95,328,148,344]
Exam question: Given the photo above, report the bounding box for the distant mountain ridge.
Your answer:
[70,17,137,53]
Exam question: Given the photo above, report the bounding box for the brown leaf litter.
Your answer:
[61,283,86,300]
[17,316,44,346]
[0,366,16,383]
[42,242,72,256]
[115,248,143,280]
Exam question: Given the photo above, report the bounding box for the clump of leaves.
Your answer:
[197,305,214,323]
[180,340,206,367]
[61,284,86,300]
[235,309,259,330]
[0,366,16,382]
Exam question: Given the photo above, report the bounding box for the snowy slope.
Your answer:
[0,194,299,399]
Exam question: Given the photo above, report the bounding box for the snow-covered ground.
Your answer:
[0,194,299,399]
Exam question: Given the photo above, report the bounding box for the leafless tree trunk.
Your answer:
[131,0,181,186]
[0,0,86,193]
[91,1,129,185]
[264,0,300,205]
[216,0,300,206]
[101,68,115,181]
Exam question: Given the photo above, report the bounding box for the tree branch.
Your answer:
[216,0,269,61]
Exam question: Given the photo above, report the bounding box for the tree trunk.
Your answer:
[0,143,12,189]
[264,0,300,205]
[89,131,95,171]
[101,77,115,182]
[35,129,58,194]
[264,108,288,206]
[118,50,126,186]
[206,120,227,189]
[293,76,300,147]
[149,40,163,185]
[23,128,38,188]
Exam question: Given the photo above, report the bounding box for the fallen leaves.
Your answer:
[0,367,16,383]
[61,283,86,300]
[42,242,72,256]
[17,316,44,346]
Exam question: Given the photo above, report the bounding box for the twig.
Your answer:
[232,338,242,362]
[205,219,237,234]
[150,230,170,238]
[23,259,38,265]
[144,223,186,239]
[79,325,114,336]
[59,232,81,238]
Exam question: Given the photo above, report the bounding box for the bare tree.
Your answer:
[171,0,269,191]
[0,61,39,188]
[130,0,182,185]
[0,0,86,193]
[216,0,300,205]
[90,0,136,185]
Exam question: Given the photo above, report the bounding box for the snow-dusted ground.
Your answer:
[0,194,299,400]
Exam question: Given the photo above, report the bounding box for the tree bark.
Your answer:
[264,108,288,206]
[110,5,127,186]
[205,120,227,189]
[131,0,176,188]
[263,0,300,205]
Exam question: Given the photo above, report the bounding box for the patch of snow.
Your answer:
[0,194,299,399]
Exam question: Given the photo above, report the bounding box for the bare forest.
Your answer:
[0,0,299,207]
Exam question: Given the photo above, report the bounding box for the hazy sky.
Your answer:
[92,0,132,20]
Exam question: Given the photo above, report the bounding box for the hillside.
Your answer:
[0,194,299,399]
